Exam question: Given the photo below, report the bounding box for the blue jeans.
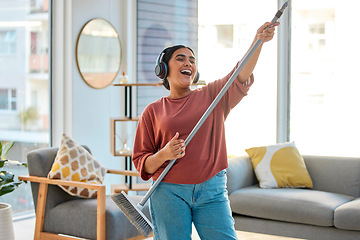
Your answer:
[149,170,237,240]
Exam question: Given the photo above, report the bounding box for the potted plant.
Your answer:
[0,141,27,240]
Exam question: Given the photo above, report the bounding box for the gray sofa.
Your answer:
[226,155,360,240]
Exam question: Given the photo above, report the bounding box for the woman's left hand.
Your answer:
[256,22,280,43]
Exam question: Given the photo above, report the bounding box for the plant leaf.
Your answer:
[1,141,14,160]
[0,182,22,196]
[0,170,15,184]
[0,159,27,168]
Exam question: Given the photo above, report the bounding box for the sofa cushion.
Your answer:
[334,198,360,231]
[229,185,354,227]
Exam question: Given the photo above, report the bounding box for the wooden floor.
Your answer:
[231,231,305,240]
[13,216,36,240]
[191,229,306,240]
[13,217,306,240]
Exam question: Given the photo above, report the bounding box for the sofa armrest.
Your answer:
[303,155,360,198]
[227,156,257,194]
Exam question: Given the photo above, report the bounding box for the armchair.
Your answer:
[18,147,152,240]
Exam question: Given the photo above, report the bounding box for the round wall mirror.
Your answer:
[76,18,121,89]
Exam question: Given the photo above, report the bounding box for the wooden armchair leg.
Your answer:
[97,186,106,240]
[34,183,48,240]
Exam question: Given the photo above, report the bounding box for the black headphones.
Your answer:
[155,47,200,83]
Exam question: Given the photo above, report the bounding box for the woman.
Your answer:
[132,22,279,239]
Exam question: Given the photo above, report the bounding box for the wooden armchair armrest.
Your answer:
[18,175,104,190]
[107,169,140,177]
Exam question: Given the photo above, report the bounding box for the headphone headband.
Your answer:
[156,50,166,67]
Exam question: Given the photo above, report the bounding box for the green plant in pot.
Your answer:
[0,141,27,240]
[1,141,27,195]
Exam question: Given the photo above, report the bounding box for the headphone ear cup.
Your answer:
[193,71,200,84]
[155,62,168,79]
[155,63,162,77]
[160,62,168,79]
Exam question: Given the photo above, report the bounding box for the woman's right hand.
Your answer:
[162,132,186,160]
[143,132,185,174]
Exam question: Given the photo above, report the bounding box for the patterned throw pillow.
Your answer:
[48,133,107,198]
[245,142,313,189]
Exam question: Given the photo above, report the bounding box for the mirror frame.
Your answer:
[76,18,122,89]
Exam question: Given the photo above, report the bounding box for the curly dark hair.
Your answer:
[159,45,196,90]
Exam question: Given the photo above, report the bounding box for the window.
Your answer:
[198,24,234,48]
[30,0,48,13]
[198,0,278,156]
[31,32,37,54]
[215,25,233,48]
[0,88,17,111]
[0,31,16,54]
[290,0,360,157]
[199,0,360,158]
[0,0,50,217]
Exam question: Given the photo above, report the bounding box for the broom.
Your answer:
[111,2,289,237]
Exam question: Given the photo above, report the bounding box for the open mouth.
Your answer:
[180,70,192,76]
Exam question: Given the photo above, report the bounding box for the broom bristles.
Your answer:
[111,191,154,237]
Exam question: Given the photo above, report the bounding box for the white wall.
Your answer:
[52,0,135,193]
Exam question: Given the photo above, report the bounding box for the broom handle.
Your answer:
[139,2,288,207]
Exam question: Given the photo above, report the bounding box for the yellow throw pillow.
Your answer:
[48,133,107,198]
[245,142,313,189]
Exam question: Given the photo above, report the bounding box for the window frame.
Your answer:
[276,0,291,143]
